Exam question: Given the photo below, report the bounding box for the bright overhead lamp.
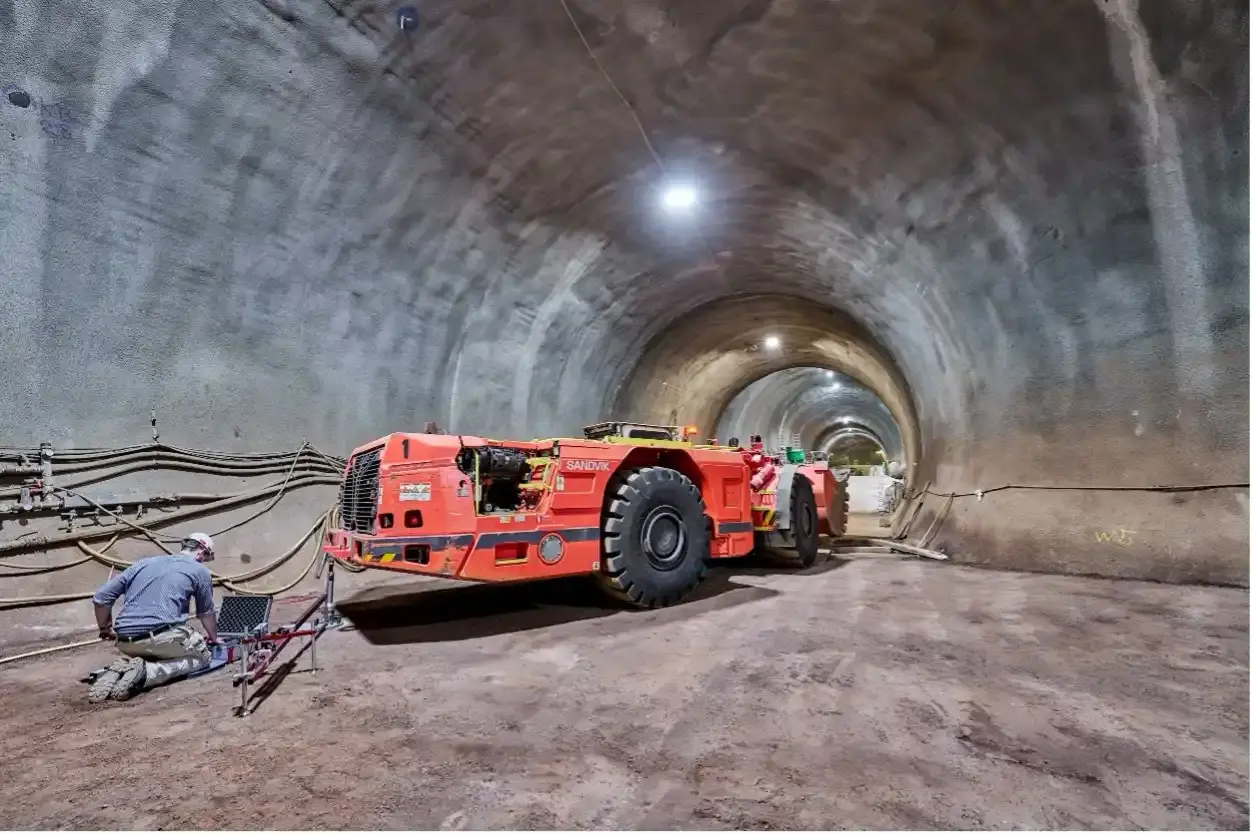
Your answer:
[659,184,697,212]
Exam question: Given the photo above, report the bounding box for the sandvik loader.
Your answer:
[322,422,849,608]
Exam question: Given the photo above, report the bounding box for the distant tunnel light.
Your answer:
[763,335,781,350]
[660,184,698,212]
[825,370,835,378]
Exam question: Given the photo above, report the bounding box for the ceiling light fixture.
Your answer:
[660,184,698,212]
[763,335,781,350]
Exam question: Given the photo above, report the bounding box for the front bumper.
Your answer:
[323,528,474,576]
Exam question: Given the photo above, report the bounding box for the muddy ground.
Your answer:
[0,556,1246,830]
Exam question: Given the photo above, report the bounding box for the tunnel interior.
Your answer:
[0,0,1247,654]
[0,1,1247,828]
[716,366,906,467]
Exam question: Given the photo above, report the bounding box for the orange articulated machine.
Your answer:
[322,422,850,608]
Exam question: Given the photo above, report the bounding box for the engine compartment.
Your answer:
[455,445,549,514]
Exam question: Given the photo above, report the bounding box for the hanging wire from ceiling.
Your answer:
[557,0,734,296]
[558,0,666,172]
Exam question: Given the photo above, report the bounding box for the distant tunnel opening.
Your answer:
[716,366,905,469]
[610,294,924,485]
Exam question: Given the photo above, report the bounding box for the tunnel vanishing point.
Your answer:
[0,0,1247,624]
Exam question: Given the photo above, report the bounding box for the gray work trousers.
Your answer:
[117,625,211,690]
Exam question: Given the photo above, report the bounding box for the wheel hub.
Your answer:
[642,506,686,570]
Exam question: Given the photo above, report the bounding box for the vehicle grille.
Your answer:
[339,446,383,534]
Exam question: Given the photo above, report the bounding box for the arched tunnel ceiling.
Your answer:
[716,367,906,462]
[0,0,1247,584]
[613,295,921,470]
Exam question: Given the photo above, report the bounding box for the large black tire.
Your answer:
[759,473,823,568]
[828,473,849,538]
[597,466,709,608]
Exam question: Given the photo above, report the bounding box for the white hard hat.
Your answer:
[182,532,215,562]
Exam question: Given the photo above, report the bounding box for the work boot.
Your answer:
[88,659,132,704]
[109,657,147,701]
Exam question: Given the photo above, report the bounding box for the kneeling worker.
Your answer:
[87,532,220,703]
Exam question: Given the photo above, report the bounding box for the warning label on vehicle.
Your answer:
[399,483,431,502]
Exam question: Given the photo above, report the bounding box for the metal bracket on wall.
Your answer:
[0,491,171,531]
[58,507,110,533]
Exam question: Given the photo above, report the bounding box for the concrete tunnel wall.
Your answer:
[716,368,906,464]
[0,0,1247,646]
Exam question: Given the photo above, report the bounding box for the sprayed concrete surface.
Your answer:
[0,559,1245,830]
[1,0,1247,622]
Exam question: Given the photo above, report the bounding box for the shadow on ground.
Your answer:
[336,556,850,645]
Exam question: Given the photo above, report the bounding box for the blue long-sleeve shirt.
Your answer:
[92,554,215,637]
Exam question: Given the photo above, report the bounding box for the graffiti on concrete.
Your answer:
[2,83,81,140]
[1094,528,1136,546]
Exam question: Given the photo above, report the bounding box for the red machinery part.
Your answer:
[745,450,778,491]
[234,591,327,684]
[322,427,834,608]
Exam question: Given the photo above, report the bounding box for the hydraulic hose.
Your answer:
[0,638,102,666]
[1,457,338,498]
[0,440,341,460]
[0,445,342,501]
[0,510,332,609]
[0,555,94,575]
[846,537,950,561]
[74,511,329,586]
[0,439,348,623]
[52,441,340,474]
[205,445,318,537]
[0,565,343,667]
[0,536,125,608]
[0,474,339,556]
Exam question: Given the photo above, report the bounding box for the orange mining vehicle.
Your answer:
[322,422,849,608]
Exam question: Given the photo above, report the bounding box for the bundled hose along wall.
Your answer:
[0,442,359,620]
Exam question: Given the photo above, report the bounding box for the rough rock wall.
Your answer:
[0,0,638,449]
[0,0,638,647]
[0,0,1246,651]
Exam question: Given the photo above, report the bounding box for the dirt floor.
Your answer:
[845,512,887,538]
[0,555,1247,830]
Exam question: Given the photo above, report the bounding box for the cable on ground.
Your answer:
[914,481,1248,500]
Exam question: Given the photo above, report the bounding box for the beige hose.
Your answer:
[0,638,100,666]
[0,509,332,608]
[0,515,336,663]
[0,474,339,555]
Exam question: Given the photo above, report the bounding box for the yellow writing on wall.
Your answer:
[1094,528,1136,546]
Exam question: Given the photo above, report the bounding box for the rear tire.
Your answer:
[828,472,849,538]
[759,473,823,568]
[597,466,709,608]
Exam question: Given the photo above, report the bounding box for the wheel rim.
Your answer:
[641,505,686,571]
